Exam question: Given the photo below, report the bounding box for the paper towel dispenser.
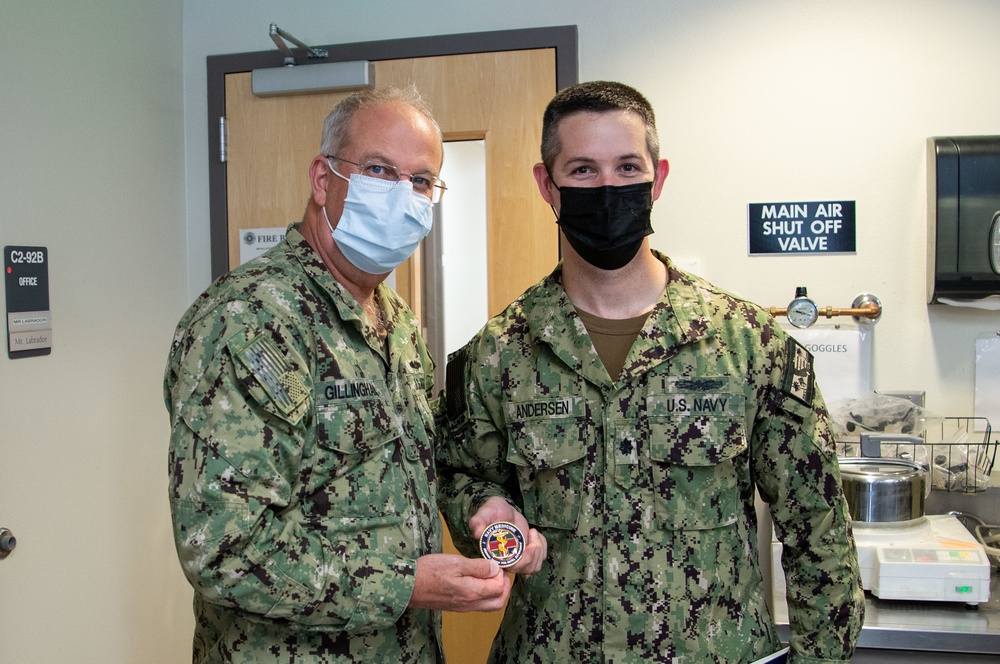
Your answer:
[927,135,1000,303]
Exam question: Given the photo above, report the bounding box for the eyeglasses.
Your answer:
[327,155,447,204]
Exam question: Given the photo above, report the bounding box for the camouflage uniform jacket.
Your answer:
[165,225,443,663]
[439,251,864,664]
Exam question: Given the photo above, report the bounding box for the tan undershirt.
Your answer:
[574,307,651,382]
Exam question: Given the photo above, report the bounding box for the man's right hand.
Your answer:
[409,553,511,612]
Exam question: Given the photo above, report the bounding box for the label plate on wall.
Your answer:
[5,245,51,358]
[748,201,856,255]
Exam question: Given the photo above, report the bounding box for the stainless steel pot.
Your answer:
[839,457,927,523]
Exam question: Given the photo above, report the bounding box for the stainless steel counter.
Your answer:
[771,488,1000,656]
[775,575,1000,655]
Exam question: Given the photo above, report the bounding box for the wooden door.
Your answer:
[222,48,557,663]
[224,48,557,318]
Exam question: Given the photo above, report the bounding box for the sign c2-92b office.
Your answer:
[748,201,856,255]
[5,245,52,359]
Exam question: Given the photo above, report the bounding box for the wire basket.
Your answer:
[923,417,995,492]
[837,417,995,493]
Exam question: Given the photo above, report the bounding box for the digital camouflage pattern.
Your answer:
[439,251,864,664]
[165,225,443,663]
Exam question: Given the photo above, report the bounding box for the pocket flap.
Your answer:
[649,417,748,466]
[506,397,588,469]
[316,380,401,455]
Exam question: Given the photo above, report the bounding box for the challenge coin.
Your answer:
[479,521,525,568]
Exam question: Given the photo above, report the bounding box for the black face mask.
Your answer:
[555,181,654,270]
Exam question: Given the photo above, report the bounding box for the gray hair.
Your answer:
[540,81,660,172]
[320,85,442,157]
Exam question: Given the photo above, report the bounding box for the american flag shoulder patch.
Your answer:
[781,336,815,407]
[232,333,308,416]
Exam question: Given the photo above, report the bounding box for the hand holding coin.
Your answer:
[480,521,525,568]
[469,497,548,575]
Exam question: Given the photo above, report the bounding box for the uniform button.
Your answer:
[404,445,419,461]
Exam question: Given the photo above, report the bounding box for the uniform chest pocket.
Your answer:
[315,391,406,520]
[506,403,589,531]
[647,404,747,531]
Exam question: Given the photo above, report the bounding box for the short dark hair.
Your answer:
[540,81,660,171]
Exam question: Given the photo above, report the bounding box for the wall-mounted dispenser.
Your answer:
[927,135,1000,304]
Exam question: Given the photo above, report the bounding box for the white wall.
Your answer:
[0,1,190,662]
[182,0,1000,427]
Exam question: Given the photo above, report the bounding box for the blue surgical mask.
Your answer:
[324,163,433,274]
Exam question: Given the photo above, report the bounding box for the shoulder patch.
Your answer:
[782,336,815,407]
[445,345,469,422]
[231,332,308,416]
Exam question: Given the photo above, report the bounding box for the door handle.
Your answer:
[0,528,16,559]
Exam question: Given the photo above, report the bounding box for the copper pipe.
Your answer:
[766,300,881,321]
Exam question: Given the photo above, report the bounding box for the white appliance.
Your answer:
[852,513,991,605]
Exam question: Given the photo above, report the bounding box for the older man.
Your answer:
[166,87,508,663]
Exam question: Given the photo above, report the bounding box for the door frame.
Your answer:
[206,25,578,279]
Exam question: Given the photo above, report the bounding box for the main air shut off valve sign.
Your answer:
[5,245,51,359]
[748,201,856,255]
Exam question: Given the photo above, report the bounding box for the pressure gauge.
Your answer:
[787,286,818,329]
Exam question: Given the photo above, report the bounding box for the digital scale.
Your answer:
[852,513,991,605]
